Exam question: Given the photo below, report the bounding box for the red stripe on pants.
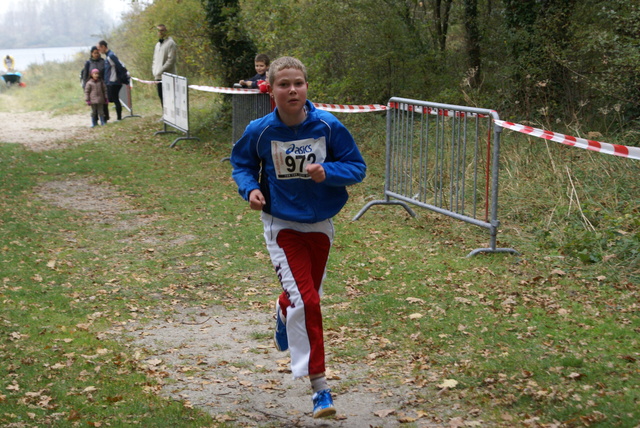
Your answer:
[276,229,331,376]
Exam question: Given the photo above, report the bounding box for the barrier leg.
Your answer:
[154,122,178,136]
[467,247,520,257]
[170,135,200,148]
[351,200,417,221]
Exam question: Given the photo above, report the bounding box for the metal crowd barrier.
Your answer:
[155,73,200,148]
[220,90,272,161]
[118,83,141,120]
[232,92,272,143]
[353,97,518,257]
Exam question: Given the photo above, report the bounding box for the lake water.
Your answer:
[2,46,91,71]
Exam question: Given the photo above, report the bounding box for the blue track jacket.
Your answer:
[231,100,366,223]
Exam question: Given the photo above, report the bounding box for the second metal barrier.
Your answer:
[155,73,200,148]
[220,90,272,162]
[353,97,518,257]
[118,82,141,120]
[232,92,272,143]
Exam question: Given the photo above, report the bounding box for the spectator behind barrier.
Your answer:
[238,53,270,89]
[151,24,178,107]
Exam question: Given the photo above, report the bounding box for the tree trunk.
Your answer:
[432,0,453,52]
[203,0,256,86]
[463,0,481,87]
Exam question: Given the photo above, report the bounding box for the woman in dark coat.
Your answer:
[81,47,109,122]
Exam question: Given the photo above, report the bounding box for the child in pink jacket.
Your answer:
[84,68,108,127]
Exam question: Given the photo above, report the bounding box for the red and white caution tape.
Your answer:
[495,120,640,161]
[132,78,259,93]
[137,78,387,112]
[128,78,637,159]
[388,101,489,118]
[131,77,158,85]
[188,85,387,112]
[188,84,261,94]
[313,103,386,113]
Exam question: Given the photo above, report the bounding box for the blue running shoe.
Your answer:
[312,388,336,418]
[274,300,288,352]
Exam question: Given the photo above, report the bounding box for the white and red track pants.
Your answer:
[261,212,334,378]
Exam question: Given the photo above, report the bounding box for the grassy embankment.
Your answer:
[0,60,638,427]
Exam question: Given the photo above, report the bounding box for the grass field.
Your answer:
[0,61,638,427]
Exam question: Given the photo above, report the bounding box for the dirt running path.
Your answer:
[117,305,434,427]
[0,111,91,151]
[20,111,457,427]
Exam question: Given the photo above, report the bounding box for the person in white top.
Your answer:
[151,24,178,107]
[3,55,15,72]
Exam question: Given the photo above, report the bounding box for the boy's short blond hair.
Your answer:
[267,56,307,84]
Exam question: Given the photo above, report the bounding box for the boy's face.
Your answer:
[271,68,308,121]
[254,61,268,75]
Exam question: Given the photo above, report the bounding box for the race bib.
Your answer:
[271,137,327,179]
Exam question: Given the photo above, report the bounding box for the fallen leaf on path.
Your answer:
[374,409,396,418]
[67,409,81,421]
[449,416,466,427]
[501,297,516,307]
[567,372,585,380]
[438,379,458,389]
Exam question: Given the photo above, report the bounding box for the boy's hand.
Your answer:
[86,101,91,106]
[306,163,326,183]
[248,189,266,210]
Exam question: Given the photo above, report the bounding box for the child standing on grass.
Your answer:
[84,68,107,127]
[230,56,366,419]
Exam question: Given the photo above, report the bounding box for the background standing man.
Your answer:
[151,24,178,107]
[98,40,129,121]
